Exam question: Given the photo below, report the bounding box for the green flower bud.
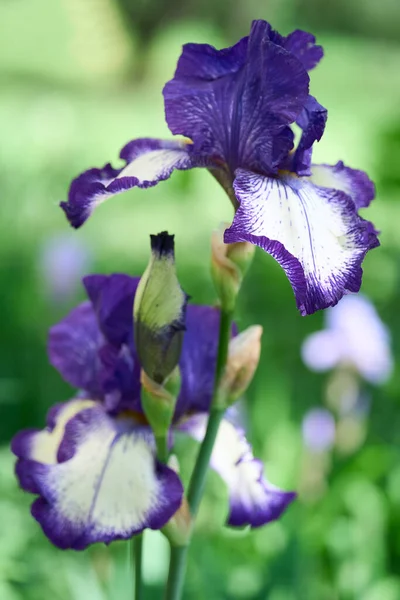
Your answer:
[134,231,187,384]
[216,325,263,408]
[211,224,255,311]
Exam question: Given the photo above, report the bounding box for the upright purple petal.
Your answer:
[83,274,142,411]
[176,305,236,418]
[61,139,205,228]
[292,95,327,175]
[280,29,323,71]
[181,414,295,527]
[13,404,183,550]
[48,303,104,395]
[172,37,248,80]
[310,161,376,209]
[225,169,379,315]
[164,20,309,176]
[84,274,140,346]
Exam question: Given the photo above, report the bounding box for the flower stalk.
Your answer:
[165,308,234,600]
[134,535,144,600]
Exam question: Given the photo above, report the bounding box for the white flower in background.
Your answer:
[301,294,393,384]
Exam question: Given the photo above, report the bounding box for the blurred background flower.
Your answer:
[301,294,394,384]
[38,233,92,304]
[2,0,400,598]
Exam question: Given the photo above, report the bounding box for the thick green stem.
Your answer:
[164,545,189,600]
[134,535,143,600]
[165,309,233,600]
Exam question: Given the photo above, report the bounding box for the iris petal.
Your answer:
[12,403,183,550]
[61,139,205,228]
[48,303,103,395]
[225,169,379,315]
[181,414,295,527]
[310,161,376,209]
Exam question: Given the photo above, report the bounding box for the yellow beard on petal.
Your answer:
[31,399,96,464]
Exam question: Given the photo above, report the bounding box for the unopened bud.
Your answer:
[162,454,192,545]
[162,495,192,546]
[134,231,187,384]
[217,325,263,407]
[211,224,255,311]
[140,368,181,439]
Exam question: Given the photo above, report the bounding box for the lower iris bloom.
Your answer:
[60,20,379,316]
[12,274,294,550]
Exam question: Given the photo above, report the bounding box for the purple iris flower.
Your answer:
[60,20,378,316]
[11,273,294,550]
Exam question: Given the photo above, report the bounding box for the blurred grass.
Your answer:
[1,1,400,599]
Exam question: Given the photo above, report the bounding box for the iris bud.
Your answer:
[134,231,187,462]
[217,325,263,407]
[134,231,187,384]
[211,224,255,311]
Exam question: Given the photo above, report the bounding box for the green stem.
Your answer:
[165,308,233,600]
[187,308,233,516]
[164,545,188,600]
[155,433,169,463]
[133,535,143,600]
[187,407,224,515]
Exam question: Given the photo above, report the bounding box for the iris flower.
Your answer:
[61,20,378,316]
[301,294,393,384]
[12,274,294,550]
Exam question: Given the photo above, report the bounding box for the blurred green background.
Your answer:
[1,0,400,598]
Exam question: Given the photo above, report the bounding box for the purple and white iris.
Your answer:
[11,273,294,550]
[60,20,379,315]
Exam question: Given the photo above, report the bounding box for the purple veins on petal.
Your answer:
[224,169,379,315]
[163,19,310,175]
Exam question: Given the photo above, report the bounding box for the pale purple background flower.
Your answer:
[302,408,336,452]
[302,295,393,384]
[39,233,92,302]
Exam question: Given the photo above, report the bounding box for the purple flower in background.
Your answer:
[302,408,336,452]
[60,20,378,316]
[302,294,393,384]
[39,233,92,303]
[11,274,294,550]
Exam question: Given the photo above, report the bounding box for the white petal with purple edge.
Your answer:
[180,414,295,527]
[225,169,378,315]
[61,139,204,228]
[310,162,375,209]
[14,405,182,549]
